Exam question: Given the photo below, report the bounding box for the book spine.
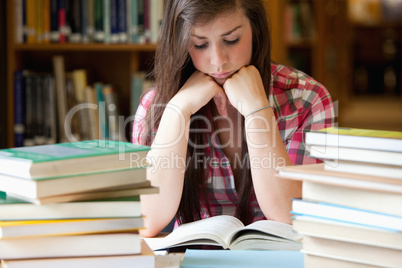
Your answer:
[13,70,26,147]
[72,69,90,140]
[130,72,144,116]
[68,0,82,43]
[137,0,145,44]
[93,0,104,42]
[58,0,67,43]
[25,0,37,43]
[81,0,89,43]
[42,0,51,43]
[150,0,162,44]
[36,0,43,43]
[103,0,111,43]
[34,75,46,145]
[110,0,119,43]
[129,0,139,43]
[103,85,121,141]
[43,75,58,144]
[14,0,24,44]
[52,55,68,143]
[95,82,108,139]
[65,75,81,141]
[22,0,27,43]
[117,0,127,43]
[24,74,35,146]
[143,0,150,43]
[50,0,60,42]
[85,86,100,140]
[86,0,94,42]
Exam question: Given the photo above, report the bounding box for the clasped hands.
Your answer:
[170,65,271,118]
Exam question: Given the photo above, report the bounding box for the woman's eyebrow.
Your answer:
[191,25,242,39]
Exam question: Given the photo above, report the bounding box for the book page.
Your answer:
[145,215,244,250]
[230,220,303,243]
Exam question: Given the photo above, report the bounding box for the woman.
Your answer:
[133,0,335,237]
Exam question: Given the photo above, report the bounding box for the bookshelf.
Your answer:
[7,0,399,148]
[269,0,350,104]
[0,0,7,148]
[269,0,402,132]
[5,0,158,148]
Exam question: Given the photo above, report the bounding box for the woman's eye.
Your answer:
[225,38,240,45]
[194,43,208,50]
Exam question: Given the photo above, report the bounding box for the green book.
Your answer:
[0,140,150,179]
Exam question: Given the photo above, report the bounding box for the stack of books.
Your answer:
[276,127,402,267]
[0,140,157,267]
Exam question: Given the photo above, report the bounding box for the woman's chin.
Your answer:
[214,78,226,86]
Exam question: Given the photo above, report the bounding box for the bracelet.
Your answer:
[245,105,272,118]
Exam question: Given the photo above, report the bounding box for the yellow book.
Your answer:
[25,0,37,43]
[36,0,43,43]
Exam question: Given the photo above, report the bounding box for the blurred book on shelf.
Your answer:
[14,0,164,44]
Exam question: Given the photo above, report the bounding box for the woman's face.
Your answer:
[188,8,253,86]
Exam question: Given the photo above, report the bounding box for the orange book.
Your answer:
[25,0,37,43]
[42,0,51,43]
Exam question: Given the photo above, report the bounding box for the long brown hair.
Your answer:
[140,0,272,225]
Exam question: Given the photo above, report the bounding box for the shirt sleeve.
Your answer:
[132,90,156,145]
[285,82,335,165]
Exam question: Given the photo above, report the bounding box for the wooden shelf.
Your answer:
[13,43,158,52]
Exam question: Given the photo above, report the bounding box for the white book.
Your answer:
[302,236,402,268]
[0,240,154,268]
[0,195,142,221]
[293,215,402,250]
[0,167,147,201]
[1,254,154,268]
[0,217,144,239]
[325,160,402,179]
[0,233,141,259]
[292,199,402,232]
[305,127,402,153]
[308,145,402,166]
[302,180,402,216]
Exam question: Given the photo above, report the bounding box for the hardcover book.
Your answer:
[0,140,150,179]
[305,127,402,152]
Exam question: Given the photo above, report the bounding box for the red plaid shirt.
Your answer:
[132,63,335,222]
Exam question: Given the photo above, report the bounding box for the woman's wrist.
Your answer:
[245,105,272,118]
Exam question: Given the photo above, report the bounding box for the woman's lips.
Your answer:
[210,71,232,79]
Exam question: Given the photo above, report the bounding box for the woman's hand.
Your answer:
[223,65,270,116]
[169,71,228,117]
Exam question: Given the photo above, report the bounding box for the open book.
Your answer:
[145,215,302,251]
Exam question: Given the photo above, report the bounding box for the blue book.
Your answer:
[181,249,304,268]
[110,0,118,42]
[292,198,402,232]
[116,0,127,42]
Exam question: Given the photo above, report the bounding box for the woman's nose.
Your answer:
[210,45,228,68]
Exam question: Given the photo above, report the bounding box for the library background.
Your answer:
[0,0,401,149]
